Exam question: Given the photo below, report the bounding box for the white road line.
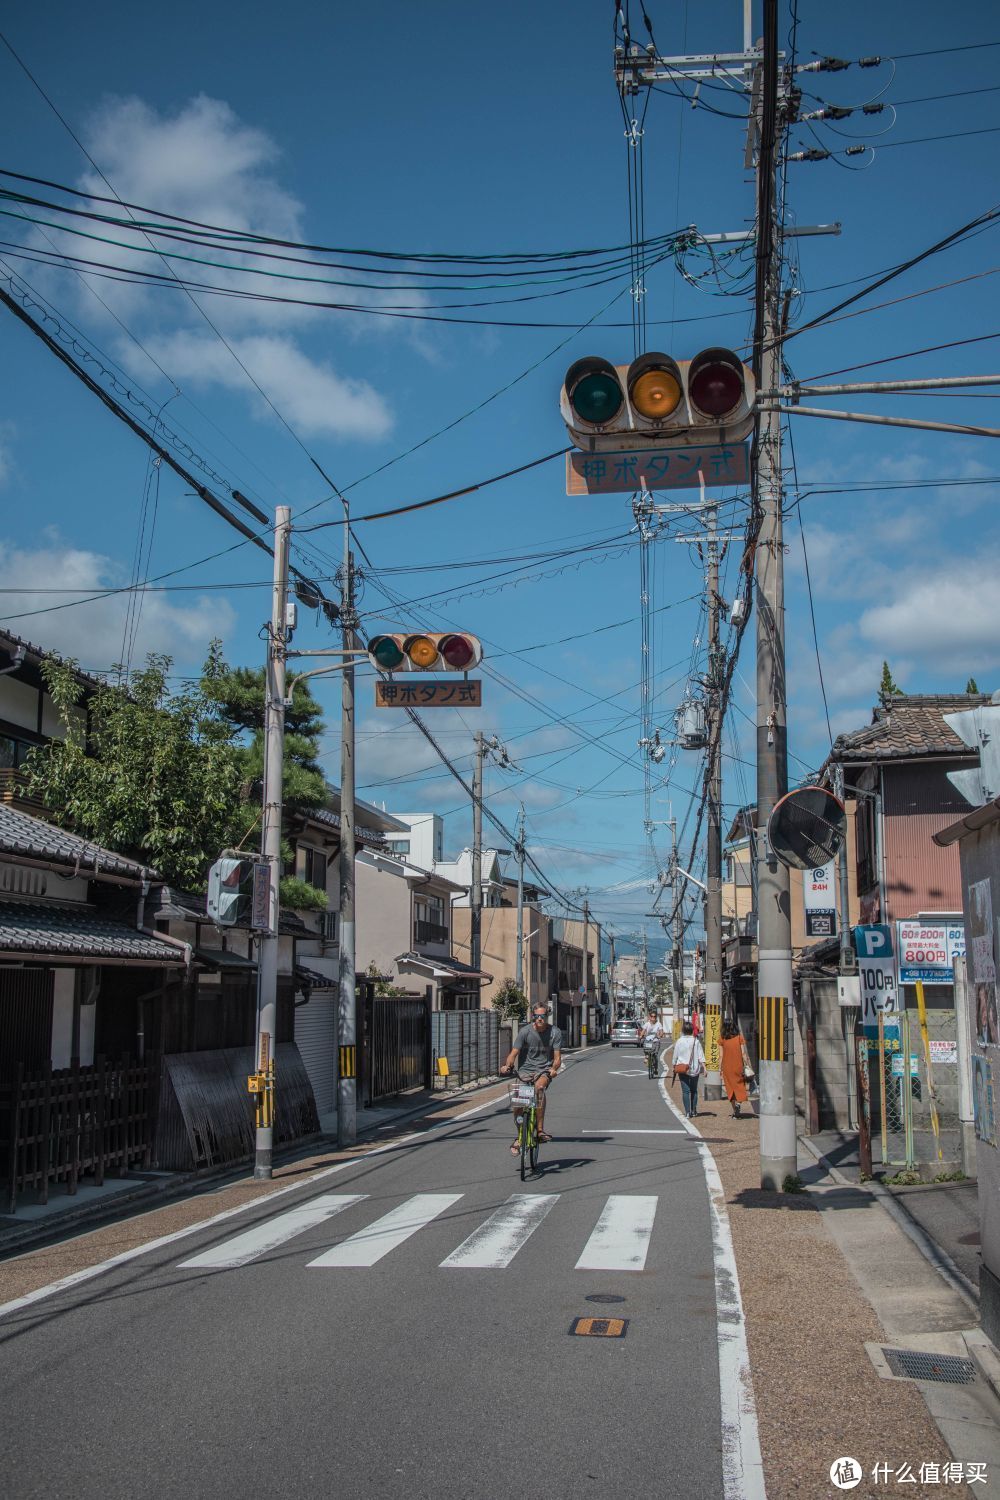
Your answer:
[307,1193,462,1268]
[440,1194,558,1269]
[658,1072,767,1500]
[581,1128,687,1135]
[177,1194,366,1270]
[0,1092,504,1323]
[574,1195,658,1271]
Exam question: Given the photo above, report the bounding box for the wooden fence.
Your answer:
[3,1056,159,1213]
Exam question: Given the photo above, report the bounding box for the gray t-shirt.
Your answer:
[513,1022,562,1078]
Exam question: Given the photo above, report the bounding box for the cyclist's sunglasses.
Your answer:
[531,1012,548,1023]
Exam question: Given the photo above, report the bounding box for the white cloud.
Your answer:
[26,95,409,437]
[0,536,235,672]
[858,555,1000,673]
[143,330,392,440]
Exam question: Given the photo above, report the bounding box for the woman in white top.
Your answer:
[671,1020,707,1118]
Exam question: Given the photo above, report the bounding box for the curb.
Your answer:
[798,1134,980,1314]
[963,1328,1000,1402]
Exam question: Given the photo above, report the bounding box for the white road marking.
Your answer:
[658,1069,767,1500]
[177,1194,366,1270]
[307,1193,462,1268]
[0,1092,505,1322]
[440,1194,558,1269]
[575,1195,658,1271]
[581,1128,686,1135]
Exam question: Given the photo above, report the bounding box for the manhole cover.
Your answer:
[882,1348,975,1385]
[569,1316,629,1338]
[585,1294,626,1305]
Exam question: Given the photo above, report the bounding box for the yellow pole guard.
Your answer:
[339,1045,356,1080]
[755,995,787,1062]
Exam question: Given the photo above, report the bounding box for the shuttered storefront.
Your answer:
[294,992,337,1114]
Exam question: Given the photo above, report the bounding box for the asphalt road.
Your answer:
[0,1047,727,1500]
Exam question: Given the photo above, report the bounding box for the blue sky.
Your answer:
[0,1,998,958]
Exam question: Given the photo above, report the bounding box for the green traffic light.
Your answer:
[571,371,623,425]
[370,635,405,669]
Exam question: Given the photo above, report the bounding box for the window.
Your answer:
[415,892,448,945]
[531,953,539,983]
[301,845,327,891]
[387,838,411,856]
[0,735,33,770]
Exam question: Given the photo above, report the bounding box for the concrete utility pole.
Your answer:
[704,502,724,1101]
[671,821,683,1028]
[609,930,617,1016]
[515,803,526,995]
[753,0,797,1191]
[471,730,484,974]
[582,895,590,1046]
[338,511,358,1148]
[254,505,291,1179]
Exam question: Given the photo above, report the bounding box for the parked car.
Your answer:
[611,1019,640,1048]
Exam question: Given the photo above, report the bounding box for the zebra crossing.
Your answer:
[178,1190,659,1274]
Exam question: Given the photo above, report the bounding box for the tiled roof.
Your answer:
[151,883,309,935]
[0,901,185,962]
[0,629,103,689]
[830,695,990,763]
[302,806,389,847]
[0,805,151,879]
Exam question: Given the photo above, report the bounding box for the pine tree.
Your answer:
[879,661,902,700]
[967,678,980,694]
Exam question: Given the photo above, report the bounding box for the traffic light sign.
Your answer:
[560,347,755,452]
[207,855,257,927]
[366,633,483,673]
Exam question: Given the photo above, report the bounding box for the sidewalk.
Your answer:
[807,1128,983,1297]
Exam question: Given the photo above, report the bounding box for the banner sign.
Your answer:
[803,862,837,939]
[566,442,749,496]
[375,679,482,709]
[896,921,965,984]
[853,924,899,1029]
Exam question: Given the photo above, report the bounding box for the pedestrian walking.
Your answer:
[671,1021,706,1118]
[720,1021,750,1119]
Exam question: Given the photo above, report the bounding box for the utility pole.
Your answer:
[337,509,357,1148]
[671,820,683,1030]
[471,730,484,975]
[609,930,617,1017]
[704,502,724,1101]
[515,803,526,997]
[254,505,290,1179]
[753,0,797,1191]
[582,896,590,1046]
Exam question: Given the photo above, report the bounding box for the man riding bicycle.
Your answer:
[500,1005,562,1153]
[639,1009,665,1076]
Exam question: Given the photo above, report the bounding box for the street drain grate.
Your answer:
[570,1317,629,1338]
[585,1294,626,1305]
[882,1349,975,1385]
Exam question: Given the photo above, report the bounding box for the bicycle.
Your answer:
[506,1068,548,1180]
[644,1038,660,1080]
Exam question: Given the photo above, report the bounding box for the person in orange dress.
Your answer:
[720,1020,750,1119]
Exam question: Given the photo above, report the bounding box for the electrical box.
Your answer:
[837,974,861,1008]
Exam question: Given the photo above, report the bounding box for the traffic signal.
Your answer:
[366,633,483,672]
[207,855,256,927]
[560,347,755,451]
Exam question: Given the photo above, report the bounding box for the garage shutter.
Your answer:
[294,993,338,1114]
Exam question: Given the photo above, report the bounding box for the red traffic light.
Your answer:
[688,348,746,420]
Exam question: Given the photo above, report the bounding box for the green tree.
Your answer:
[492,977,529,1026]
[201,648,327,810]
[967,678,980,694]
[25,653,246,888]
[879,661,903,700]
